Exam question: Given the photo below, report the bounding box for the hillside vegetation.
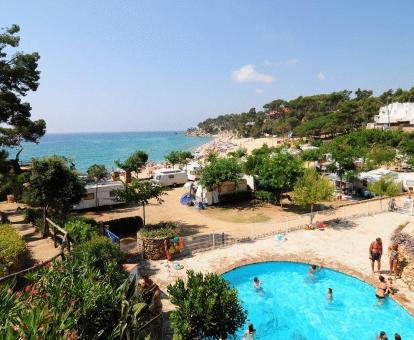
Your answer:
[195,87,414,138]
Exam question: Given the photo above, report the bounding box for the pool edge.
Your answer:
[217,256,414,318]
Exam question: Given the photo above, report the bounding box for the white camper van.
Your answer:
[152,169,188,187]
[73,181,124,210]
[186,162,202,181]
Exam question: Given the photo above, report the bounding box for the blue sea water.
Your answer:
[223,262,414,339]
[9,131,211,173]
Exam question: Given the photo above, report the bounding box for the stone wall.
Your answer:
[141,237,168,260]
[399,248,414,290]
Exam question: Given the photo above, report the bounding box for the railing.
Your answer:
[174,195,413,257]
[46,218,73,252]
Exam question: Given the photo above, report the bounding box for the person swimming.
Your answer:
[244,321,256,339]
[253,277,262,289]
[327,288,333,302]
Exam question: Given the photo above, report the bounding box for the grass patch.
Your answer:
[203,209,271,223]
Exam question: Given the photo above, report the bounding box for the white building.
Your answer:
[373,103,414,128]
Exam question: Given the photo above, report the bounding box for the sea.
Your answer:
[8,131,211,173]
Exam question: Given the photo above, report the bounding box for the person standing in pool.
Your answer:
[253,277,262,290]
[369,238,383,274]
[375,275,392,300]
[326,288,333,302]
[377,331,388,339]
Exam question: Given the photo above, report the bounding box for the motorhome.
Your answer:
[186,162,202,181]
[152,168,188,187]
[73,181,124,210]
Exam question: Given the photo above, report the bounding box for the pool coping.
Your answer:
[215,255,414,318]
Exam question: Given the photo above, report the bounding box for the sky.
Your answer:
[1,0,414,133]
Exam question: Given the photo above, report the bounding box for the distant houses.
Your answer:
[368,103,414,130]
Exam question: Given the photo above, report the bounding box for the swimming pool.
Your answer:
[223,262,414,339]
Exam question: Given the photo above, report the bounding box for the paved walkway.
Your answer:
[142,212,414,316]
[0,202,60,263]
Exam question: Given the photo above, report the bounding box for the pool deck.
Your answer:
[141,212,414,316]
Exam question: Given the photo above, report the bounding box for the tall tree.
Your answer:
[23,156,85,236]
[178,151,194,169]
[247,149,303,204]
[164,150,181,168]
[114,179,165,225]
[87,164,109,209]
[293,168,334,224]
[199,157,242,188]
[0,25,46,167]
[115,150,148,182]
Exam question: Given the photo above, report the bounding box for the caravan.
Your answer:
[152,168,188,187]
[186,162,202,181]
[73,181,124,210]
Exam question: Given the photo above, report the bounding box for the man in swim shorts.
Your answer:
[369,237,383,274]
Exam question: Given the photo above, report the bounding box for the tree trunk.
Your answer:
[42,207,47,238]
[142,203,146,225]
[310,204,314,225]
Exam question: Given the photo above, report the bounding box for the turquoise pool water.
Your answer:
[223,262,414,339]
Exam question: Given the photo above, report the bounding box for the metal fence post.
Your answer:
[212,233,215,249]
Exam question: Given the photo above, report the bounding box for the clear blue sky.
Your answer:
[2,0,413,133]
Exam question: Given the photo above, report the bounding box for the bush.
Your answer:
[65,219,98,243]
[103,216,143,236]
[167,270,246,339]
[23,208,43,223]
[71,237,125,279]
[255,189,278,203]
[140,221,177,239]
[0,224,26,272]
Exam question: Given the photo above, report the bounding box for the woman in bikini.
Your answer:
[369,237,383,274]
[388,242,399,277]
[376,275,392,300]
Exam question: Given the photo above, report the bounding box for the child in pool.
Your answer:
[253,277,262,290]
[327,288,333,302]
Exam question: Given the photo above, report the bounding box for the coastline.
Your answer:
[194,132,287,158]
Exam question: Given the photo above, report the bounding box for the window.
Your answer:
[168,175,174,179]
[109,190,116,197]
[83,193,95,200]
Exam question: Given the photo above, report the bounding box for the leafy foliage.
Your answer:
[0,25,46,154]
[115,150,148,174]
[293,169,334,222]
[65,219,98,243]
[167,270,246,339]
[140,221,178,238]
[199,157,242,188]
[0,224,26,273]
[368,176,402,197]
[194,87,414,138]
[87,164,108,182]
[165,150,194,168]
[114,179,165,225]
[23,155,86,214]
[246,146,303,203]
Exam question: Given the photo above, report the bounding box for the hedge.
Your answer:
[103,216,143,236]
[140,221,177,238]
[0,224,27,274]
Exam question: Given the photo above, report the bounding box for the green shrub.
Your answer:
[103,216,143,236]
[168,270,246,339]
[65,219,98,243]
[0,224,26,269]
[140,221,177,238]
[23,208,43,223]
[255,189,278,203]
[71,236,124,280]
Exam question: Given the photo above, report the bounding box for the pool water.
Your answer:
[223,262,414,339]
